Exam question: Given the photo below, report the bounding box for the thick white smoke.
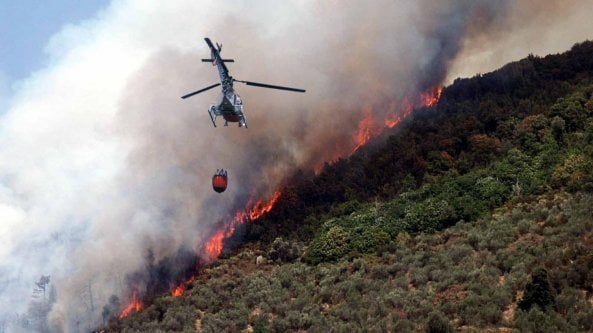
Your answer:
[1,1,592,331]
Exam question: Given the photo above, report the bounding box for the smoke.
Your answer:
[0,0,591,331]
[446,0,593,82]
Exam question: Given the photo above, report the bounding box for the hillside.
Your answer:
[108,193,593,332]
[104,41,593,332]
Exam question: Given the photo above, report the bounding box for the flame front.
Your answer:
[119,289,142,319]
[249,191,282,220]
[141,86,443,316]
[420,86,443,107]
[171,283,185,297]
[352,106,382,153]
[315,86,443,173]
[201,191,282,261]
[204,229,225,260]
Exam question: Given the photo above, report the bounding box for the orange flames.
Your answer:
[164,191,283,303]
[202,191,282,261]
[119,289,142,319]
[420,86,443,107]
[315,86,443,173]
[352,106,384,152]
[171,275,197,298]
[249,191,282,220]
[355,87,441,150]
[204,229,225,261]
[171,283,185,297]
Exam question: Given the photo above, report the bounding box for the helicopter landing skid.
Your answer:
[239,115,247,128]
[208,105,218,127]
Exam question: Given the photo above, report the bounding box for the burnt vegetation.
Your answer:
[105,41,593,332]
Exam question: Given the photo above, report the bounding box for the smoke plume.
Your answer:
[0,1,591,331]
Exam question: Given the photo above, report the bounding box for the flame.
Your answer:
[249,191,282,220]
[201,191,282,261]
[352,106,383,153]
[171,283,185,297]
[119,289,142,319]
[384,114,401,128]
[420,86,443,107]
[204,229,225,260]
[315,86,443,174]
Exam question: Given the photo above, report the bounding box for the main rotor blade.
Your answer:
[235,80,305,93]
[181,83,221,99]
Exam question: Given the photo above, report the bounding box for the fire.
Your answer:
[316,86,443,172]
[201,191,282,261]
[171,283,185,297]
[204,229,225,260]
[162,192,268,307]
[420,86,443,107]
[119,289,142,319]
[249,191,282,220]
[352,107,382,152]
[384,114,401,128]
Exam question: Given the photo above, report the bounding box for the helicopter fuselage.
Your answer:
[207,39,247,127]
[209,88,246,127]
[181,37,305,129]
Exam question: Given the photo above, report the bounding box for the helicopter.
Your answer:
[181,38,306,128]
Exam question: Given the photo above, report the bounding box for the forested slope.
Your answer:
[105,41,593,332]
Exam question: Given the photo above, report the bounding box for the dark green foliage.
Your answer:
[267,237,301,263]
[305,225,351,264]
[514,307,569,333]
[425,311,453,333]
[252,315,269,333]
[519,269,555,312]
[403,198,456,233]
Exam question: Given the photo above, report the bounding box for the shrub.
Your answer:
[425,311,453,333]
[268,237,301,263]
[369,265,389,280]
[306,226,351,264]
[514,307,570,333]
[403,198,456,233]
[252,315,269,333]
[518,268,556,311]
[551,152,591,190]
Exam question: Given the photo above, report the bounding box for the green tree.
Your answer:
[306,225,351,263]
[519,268,555,311]
[403,198,455,233]
[551,152,591,190]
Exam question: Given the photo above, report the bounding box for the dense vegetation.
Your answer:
[105,41,593,332]
[109,193,593,332]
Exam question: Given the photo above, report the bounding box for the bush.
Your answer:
[551,152,590,190]
[519,268,556,311]
[306,225,351,264]
[268,237,301,263]
[403,198,456,233]
[514,307,569,333]
[425,311,453,333]
[252,315,269,333]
